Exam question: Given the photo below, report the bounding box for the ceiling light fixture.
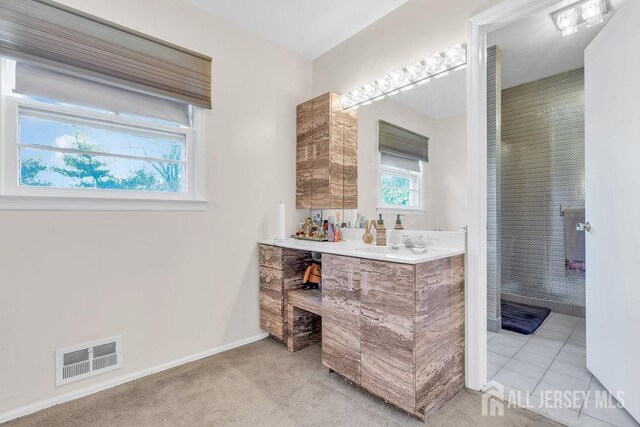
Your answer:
[552,0,608,37]
[582,0,604,26]
[340,43,467,109]
[557,8,578,36]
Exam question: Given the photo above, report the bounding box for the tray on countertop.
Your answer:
[291,235,329,242]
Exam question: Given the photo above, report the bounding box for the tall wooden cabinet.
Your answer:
[296,93,358,209]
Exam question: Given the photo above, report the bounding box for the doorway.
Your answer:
[466,0,639,425]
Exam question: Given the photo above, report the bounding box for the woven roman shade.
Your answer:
[0,0,212,109]
[380,152,422,172]
[378,120,429,162]
[15,63,192,125]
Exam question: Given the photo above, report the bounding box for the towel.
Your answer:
[564,208,585,278]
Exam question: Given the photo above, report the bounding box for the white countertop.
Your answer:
[258,238,465,265]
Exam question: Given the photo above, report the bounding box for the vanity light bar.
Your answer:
[552,0,608,37]
[340,43,467,110]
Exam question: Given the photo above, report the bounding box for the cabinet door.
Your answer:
[329,93,344,208]
[296,100,313,209]
[311,94,331,208]
[360,260,415,413]
[322,255,361,385]
[342,107,358,209]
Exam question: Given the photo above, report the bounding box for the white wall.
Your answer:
[312,0,502,97]
[431,114,468,230]
[0,0,311,415]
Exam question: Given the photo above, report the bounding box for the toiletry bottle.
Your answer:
[334,224,341,242]
[363,220,373,244]
[376,214,386,246]
[394,214,404,230]
[391,214,404,247]
[328,216,335,241]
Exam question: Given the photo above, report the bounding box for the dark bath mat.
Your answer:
[501,300,551,335]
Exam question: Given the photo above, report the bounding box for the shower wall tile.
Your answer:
[487,45,502,331]
[500,69,586,307]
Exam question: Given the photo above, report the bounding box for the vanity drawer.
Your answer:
[260,310,286,341]
[260,266,283,291]
[260,245,283,269]
[260,288,284,315]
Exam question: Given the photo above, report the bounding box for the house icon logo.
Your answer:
[482,380,505,417]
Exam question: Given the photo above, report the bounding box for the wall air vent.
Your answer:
[55,335,122,386]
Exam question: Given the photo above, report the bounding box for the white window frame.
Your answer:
[376,152,425,214]
[0,58,207,211]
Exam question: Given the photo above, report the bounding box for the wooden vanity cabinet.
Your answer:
[321,255,362,384]
[321,253,465,419]
[258,245,310,342]
[296,93,358,209]
[360,259,416,413]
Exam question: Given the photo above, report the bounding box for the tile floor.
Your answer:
[486,313,639,427]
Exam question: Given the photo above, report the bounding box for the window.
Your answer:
[378,152,424,211]
[19,109,186,193]
[0,59,206,210]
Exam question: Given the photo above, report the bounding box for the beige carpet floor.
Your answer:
[6,338,560,426]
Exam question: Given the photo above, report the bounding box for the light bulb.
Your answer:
[363,84,375,96]
[389,70,404,83]
[561,23,578,36]
[425,54,445,75]
[406,62,426,81]
[445,44,466,66]
[556,8,578,37]
[582,0,603,26]
[376,77,389,90]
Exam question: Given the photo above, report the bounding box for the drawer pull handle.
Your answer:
[265,275,272,283]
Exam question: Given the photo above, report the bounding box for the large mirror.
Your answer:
[352,67,467,232]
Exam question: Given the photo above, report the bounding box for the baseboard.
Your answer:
[0,332,269,424]
[487,317,502,333]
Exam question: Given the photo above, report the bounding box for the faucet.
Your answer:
[402,234,426,249]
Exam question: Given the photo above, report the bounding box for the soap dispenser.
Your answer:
[394,214,404,230]
[375,214,386,246]
[391,214,404,248]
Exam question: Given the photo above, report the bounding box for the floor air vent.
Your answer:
[56,336,122,386]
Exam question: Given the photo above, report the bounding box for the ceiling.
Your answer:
[183,0,409,59]
[489,0,627,88]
